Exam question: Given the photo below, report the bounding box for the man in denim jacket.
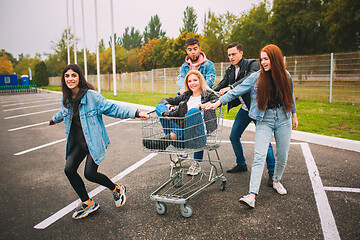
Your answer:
[177,38,215,95]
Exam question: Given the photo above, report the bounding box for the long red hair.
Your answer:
[257,44,294,112]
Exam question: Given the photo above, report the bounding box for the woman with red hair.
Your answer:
[207,44,298,208]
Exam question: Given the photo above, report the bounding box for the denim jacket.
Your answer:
[51,90,137,164]
[219,71,296,121]
[177,60,215,90]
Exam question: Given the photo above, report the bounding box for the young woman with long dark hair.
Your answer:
[49,64,149,219]
[207,44,298,208]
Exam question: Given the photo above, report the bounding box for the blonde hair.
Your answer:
[184,70,213,95]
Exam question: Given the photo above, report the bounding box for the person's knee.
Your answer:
[84,168,96,182]
[229,131,241,142]
[64,165,76,178]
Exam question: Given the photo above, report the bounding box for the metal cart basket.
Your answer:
[141,106,226,217]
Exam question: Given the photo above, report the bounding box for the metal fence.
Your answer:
[49,51,360,103]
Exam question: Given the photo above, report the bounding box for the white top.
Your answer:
[187,95,202,110]
[187,95,206,131]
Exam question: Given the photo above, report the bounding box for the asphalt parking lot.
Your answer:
[0,91,359,240]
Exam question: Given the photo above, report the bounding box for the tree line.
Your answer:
[1,0,359,86]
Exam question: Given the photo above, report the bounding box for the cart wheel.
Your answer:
[155,202,167,215]
[180,204,193,218]
[173,176,182,187]
[220,180,226,191]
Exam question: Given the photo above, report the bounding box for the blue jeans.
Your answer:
[230,108,275,174]
[249,107,292,194]
[156,103,206,161]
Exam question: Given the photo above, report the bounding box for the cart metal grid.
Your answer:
[141,106,226,217]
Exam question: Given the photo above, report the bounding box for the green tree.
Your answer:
[143,15,166,44]
[120,27,143,50]
[99,39,105,52]
[34,61,49,86]
[14,54,41,76]
[99,46,129,73]
[0,49,17,68]
[203,11,238,62]
[127,48,141,72]
[108,33,121,48]
[230,1,271,58]
[0,55,14,75]
[45,29,76,77]
[323,0,360,52]
[163,31,202,68]
[137,38,159,70]
[179,6,198,34]
[269,0,328,55]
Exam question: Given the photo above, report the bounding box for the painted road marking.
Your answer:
[221,140,302,145]
[8,121,49,132]
[0,97,59,104]
[2,99,59,107]
[301,143,341,240]
[3,102,59,111]
[4,109,58,119]
[324,187,360,193]
[14,119,129,155]
[14,139,66,155]
[222,140,342,240]
[33,152,158,229]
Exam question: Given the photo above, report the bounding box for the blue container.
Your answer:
[21,75,30,86]
[0,75,18,87]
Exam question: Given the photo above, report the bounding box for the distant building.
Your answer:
[0,75,18,87]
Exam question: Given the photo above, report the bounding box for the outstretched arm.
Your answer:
[292,113,298,130]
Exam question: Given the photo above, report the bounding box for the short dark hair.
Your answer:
[185,38,200,48]
[227,42,243,52]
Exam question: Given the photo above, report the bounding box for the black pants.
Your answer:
[64,144,116,202]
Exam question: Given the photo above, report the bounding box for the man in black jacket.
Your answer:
[213,42,275,186]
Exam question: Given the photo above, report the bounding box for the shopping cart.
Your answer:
[141,106,226,217]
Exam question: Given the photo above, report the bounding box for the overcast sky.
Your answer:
[0,0,266,59]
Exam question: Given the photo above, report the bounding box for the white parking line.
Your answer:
[14,119,129,155]
[324,186,360,193]
[221,140,302,145]
[33,152,158,229]
[3,102,59,111]
[8,121,48,132]
[2,99,59,107]
[301,143,340,240]
[0,97,59,104]
[4,109,58,119]
[14,139,66,155]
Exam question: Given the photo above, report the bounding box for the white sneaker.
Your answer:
[187,161,201,176]
[239,194,255,208]
[273,181,287,195]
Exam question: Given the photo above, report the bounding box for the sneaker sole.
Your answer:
[273,189,287,195]
[115,185,127,207]
[73,203,100,220]
[239,199,255,208]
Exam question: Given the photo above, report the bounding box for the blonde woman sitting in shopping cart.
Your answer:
[143,70,218,176]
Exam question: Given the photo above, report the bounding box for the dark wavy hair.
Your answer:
[61,64,94,107]
[257,44,294,112]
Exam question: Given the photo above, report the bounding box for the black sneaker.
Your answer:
[267,174,274,187]
[143,134,172,150]
[226,164,248,173]
[177,101,188,117]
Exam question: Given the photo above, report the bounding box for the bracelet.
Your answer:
[198,104,202,110]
